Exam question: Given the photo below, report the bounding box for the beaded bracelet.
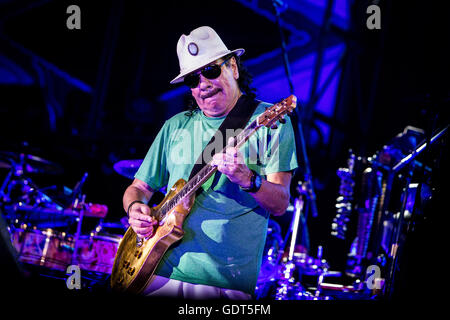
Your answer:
[127,200,144,217]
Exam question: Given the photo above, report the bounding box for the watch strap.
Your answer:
[240,170,261,193]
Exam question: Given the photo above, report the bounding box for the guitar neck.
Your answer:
[157,119,260,219]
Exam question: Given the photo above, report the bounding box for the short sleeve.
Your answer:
[134,121,170,191]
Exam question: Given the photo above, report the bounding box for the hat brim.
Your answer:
[170,48,245,85]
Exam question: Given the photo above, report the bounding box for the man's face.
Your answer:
[190,57,242,118]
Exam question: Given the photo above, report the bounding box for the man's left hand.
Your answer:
[211,137,252,188]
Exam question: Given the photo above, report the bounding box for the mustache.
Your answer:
[200,88,221,99]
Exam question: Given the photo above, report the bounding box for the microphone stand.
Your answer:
[70,172,89,266]
[269,2,321,299]
[272,0,319,219]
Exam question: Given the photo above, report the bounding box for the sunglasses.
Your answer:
[184,56,233,89]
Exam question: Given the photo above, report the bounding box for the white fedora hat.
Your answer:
[170,26,245,84]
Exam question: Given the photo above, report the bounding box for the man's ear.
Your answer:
[231,57,239,80]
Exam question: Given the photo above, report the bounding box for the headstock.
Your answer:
[257,95,297,129]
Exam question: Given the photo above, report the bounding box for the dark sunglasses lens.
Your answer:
[202,65,221,79]
[184,74,200,88]
[184,64,223,88]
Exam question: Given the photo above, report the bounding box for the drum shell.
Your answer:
[10,227,74,271]
[75,234,121,274]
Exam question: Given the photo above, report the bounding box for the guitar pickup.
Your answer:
[127,267,135,276]
[134,250,142,259]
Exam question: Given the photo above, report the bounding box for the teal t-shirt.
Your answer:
[135,101,298,295]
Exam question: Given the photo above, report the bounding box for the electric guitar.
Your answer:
[110,95,297,294]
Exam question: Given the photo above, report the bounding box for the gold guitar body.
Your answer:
[110,179,195,294]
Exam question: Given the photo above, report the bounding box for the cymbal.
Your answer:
[99,220,127,229]
[6,203,108,218]
[0,151,63,174]
[0,161,11,169]
[113,159,143,179]
[0,152,12,169]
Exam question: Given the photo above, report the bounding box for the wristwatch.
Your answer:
[240,170,262,193]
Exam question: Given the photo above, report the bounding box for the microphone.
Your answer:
[272,0,288,13]
[72,172,88,202]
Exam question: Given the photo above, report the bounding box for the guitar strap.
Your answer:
[188,94,260,191]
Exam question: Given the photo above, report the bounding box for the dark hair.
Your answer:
[184,54,257,116]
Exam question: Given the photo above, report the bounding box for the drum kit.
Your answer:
[0,151,141,288]
[1,123,445,298]
[0,150,331,297]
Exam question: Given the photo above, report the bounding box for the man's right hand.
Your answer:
[128,203,158,238]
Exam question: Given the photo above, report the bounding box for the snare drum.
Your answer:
[75,234,121,274]
[10,226,74,271]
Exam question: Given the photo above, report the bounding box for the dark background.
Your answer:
[0,0,448,301]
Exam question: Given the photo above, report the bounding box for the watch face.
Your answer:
[254,173,262,190]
